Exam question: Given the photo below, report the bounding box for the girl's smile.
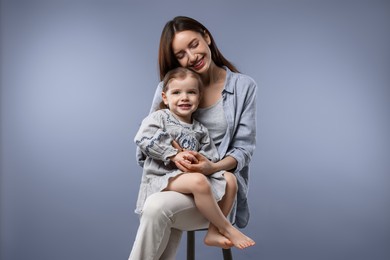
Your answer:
[162,76,201,123]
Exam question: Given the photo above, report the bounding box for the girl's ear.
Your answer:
[162,92,168,105]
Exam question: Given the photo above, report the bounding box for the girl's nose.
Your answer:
[180,93,189,100]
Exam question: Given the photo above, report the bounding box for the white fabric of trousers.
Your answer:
[128,191,209,260]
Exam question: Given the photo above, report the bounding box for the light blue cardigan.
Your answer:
[136,67,257,228]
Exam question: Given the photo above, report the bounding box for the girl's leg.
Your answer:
[204,171,237,248]
[165,173,255,249]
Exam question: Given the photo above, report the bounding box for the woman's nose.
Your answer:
[187,51,197,63]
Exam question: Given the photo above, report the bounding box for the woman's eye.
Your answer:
[175,52,185,59]
[190,41,199,48]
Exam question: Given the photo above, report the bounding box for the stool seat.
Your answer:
[187,230,233,260]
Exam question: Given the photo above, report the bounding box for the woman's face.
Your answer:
[171,30,213,75]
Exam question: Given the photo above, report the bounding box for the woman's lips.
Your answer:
[192,58,205,70]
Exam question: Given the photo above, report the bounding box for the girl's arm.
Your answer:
[136,82,164,167]
[135,112,178,164]
[175,77,257,175]
[173,123,235,175]
[174,152,237,175]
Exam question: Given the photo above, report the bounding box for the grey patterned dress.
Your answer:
[134,109,226,214]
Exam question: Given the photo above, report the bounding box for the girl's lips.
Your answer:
[178,104,192,109]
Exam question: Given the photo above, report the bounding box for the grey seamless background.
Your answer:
[1,0,389,259]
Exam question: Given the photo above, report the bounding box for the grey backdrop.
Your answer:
[1,0,389,259]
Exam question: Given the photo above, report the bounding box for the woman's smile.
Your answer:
[192,58,205,71]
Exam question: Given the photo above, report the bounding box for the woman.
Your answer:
[129,16,257,260]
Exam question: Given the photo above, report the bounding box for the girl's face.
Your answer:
[162,76,201,123]
[171,30,213,75]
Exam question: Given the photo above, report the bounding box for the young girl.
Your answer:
[134,67,255,250]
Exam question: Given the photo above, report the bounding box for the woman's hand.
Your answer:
[171,140,215,175]
[174,151,216,175]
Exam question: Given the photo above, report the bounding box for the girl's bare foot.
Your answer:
[221,226,255,249]
[204,225,233,249]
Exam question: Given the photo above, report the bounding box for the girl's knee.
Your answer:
[224,171,238,191]
[191,173,211,194]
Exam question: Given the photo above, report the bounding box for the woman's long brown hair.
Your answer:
[158,16,239,80]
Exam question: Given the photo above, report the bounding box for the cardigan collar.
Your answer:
[222,66,235,95]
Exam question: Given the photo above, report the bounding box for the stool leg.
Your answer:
[222,248,233,260]
[187,231,195,260]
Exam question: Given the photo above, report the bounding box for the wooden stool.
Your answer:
[186,230,233,260]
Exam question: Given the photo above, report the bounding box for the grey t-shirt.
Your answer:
[193,98,227,148]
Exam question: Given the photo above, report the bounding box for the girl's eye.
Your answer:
[172,91,180,95]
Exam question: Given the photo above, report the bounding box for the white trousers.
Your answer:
[128,191,209,260]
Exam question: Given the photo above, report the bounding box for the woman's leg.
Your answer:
[158,228,182,260]
[165,173,255,249]
[128,191,209,260]
[204,171,237,248]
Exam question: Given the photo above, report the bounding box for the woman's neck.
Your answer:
[201,64,225,88]
[198,65,226,108]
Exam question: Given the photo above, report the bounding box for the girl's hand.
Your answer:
[172,140,182,151]
[171,140,198,164]
[170,151,197,164]
[174,151,216,175]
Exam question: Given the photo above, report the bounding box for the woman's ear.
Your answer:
[203,31,211,45]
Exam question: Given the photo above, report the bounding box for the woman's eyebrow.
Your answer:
[173,38,197,54]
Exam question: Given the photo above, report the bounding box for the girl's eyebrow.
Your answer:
[168,88,182,92]
[168,87,198,92]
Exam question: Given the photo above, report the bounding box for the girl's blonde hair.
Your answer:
[159,67,203,110]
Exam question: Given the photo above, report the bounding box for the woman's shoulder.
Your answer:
[225,68,257,93]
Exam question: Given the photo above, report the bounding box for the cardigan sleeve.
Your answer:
[225,76,257,174]
[149,82,164,114]
[136,82,164,167]
[134,111,178,164]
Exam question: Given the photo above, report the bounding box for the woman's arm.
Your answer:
[224,76,257,174]
[173,124,237,175]
[149,82,164,113]
[174,152,237,175]
[211,155,237,173]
